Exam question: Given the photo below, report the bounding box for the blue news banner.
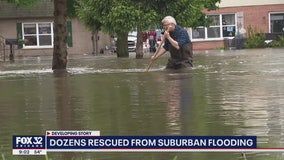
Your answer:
[12,133,257,155]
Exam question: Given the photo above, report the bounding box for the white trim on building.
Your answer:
[218,0,284,8]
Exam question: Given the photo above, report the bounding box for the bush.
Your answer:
[244,25,266,48]
[267,36,284,48]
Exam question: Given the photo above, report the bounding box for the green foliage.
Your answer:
[173,0,204,27]
[165,0,220,28]
[105,5,139,33]
[244,25,266,48]
[4,0,40,6]
[76,0,160,57]
[0,145,5,160]
[75,0,102,33]
[76,0,220,33]
[242,25,284,49]
[75,0,220,57]
[67,0,77,18]
[267,36,284,48]
[214,46,225,50]
[76,0,158,34]
[173,155,178,160]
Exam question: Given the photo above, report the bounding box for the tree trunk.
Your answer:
[135,30,144,59]
[116,32,129,57]
[52,0,68,70]
[91,35,95,55]
[91,31,99,55]
[95,31,99,55]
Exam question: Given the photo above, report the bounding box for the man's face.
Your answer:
[163,21,172,31]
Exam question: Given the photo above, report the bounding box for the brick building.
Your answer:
[0,0,112,59]
[191,0,284,50]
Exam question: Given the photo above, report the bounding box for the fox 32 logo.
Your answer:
[13,136,45,149]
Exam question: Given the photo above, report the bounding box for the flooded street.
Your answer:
[1,48,284,160]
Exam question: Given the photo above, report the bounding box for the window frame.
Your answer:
[190,13,237,41]
[269,12,284,33]
[22,22,54,49]
[207,15,221,39]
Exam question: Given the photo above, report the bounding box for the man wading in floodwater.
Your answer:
[150,16,193,70]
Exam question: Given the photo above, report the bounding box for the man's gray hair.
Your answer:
[162,16,177,25]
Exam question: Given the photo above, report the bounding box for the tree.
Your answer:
[130,0,158,59]
[52,0,77,70]
[76,0,220,58]
[76,0,158,58]
[133,0,221,58]
[52,0,68,70]
[76,0,102,55]
[106,4,141,57]
[170,0,220,28]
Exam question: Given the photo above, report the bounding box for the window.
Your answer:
[17,21,72,49]
[192,27,205,39]
[22,22,53,48]
[191,14,236,40]
[208,15,220,38]
[270,13,284,33]
[222,14,236,37]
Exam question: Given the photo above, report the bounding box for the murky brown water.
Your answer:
[1,48,284,160]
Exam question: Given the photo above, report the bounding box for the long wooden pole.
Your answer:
[144,37,165,72]
[144,27,170,72]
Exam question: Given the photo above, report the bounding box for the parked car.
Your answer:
[128,31,137,52]
[112,31,149,53]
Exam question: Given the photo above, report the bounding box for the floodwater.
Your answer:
[1,48,284,160]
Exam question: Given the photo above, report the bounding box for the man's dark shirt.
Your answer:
[163,25,190,51]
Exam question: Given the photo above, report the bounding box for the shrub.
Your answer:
[267,36,284,48]
[244,25,266,48]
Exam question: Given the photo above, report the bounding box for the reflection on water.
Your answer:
[199,49,284,141]
[165,76,182,135]
[1,49,284,160]
[162,72,194,135]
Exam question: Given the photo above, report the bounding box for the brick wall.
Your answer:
[193,40,225,50]
[203,4,284,32]
[193,4,284,50]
